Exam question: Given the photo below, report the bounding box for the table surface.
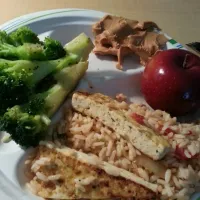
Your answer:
[0,0,200,46]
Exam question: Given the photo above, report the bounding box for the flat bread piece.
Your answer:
[71,92,170,160]
[27,143,158,199]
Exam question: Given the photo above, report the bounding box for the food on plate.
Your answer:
[115,93,127,102]
[9,26,41,45]
[92,15,168,69]
[0,54,78,114]
[0,31,92,115]
[128,103,200,160]
[43,92,200,200]
[0,29,94,147]
[64,32,94,62]
[26,143,157,199]
[0,26,66,60]
[0,62,88,147]
[141,49,200,116]
[72,92,170,160]
[2,15,198,200]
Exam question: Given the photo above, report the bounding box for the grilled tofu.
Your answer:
[28,143,158,199]
[72,92,170,160]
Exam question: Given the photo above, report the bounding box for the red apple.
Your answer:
[141,49,200,116]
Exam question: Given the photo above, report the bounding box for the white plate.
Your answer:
[0,8,199,200]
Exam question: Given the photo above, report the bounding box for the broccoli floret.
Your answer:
[0,61,88,147]
[0,31,14,45]
[0,27,66,60]
[0,54,78,114]
[9,26,40,46]
[44,37,66,60]
[0,28,93,61]
[0,38,66,61]
[0,105,49,147]
[0,43,46,60]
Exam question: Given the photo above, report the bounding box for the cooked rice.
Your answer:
[77,176,96,185]
[25,160,31,165]
[31,157,51,173]
[36,172,48,182]
[115,93,127,102]
[128,103,200,157]
[47,100,200,199]
[138,168,149,181]
[48,174,62,181]
[165,169,172,183]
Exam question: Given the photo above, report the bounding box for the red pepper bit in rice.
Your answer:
[185,131,193,136]
[131,113,145,125]
[163,128,175,137]
[174,145,199,160]
[157,125,176,137]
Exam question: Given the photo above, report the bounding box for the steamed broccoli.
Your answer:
[0,32,93,114]
[0,62,88,147]
[9,26,40,46]
[0,42,66,60]
[0,54,78,114]
[0,31,14,45]
[0,26,66,60]
[43,37,66,60]
[64,33,94,61]
[0,105,49,147]
[0,43,46,60]
[0,33,93,147]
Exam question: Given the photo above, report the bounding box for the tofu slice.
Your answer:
[72,92,170,160]
[27,142,158,199]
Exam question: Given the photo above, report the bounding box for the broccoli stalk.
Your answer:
[0,62,88,147]
[65,33,94,61]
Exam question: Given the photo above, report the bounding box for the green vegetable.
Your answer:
[1,134,12,143]
[0,31,14,45]
[0,43,46,60]
[0,31,93,147]
[0,105,49,147]
[0,32,93,114]
[0,54,78,114]
[9,26,40,46]
[0,26,66,60]
[44,37,66,60]
[0,62,88,147]
[65,32,94,61]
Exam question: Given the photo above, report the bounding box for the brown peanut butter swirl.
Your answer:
[92,15,168,69]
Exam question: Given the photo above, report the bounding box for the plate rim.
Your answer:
[0,8,185,50]
[0,8,106,32]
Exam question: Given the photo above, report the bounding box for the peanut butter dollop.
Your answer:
[92,15,168,69]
